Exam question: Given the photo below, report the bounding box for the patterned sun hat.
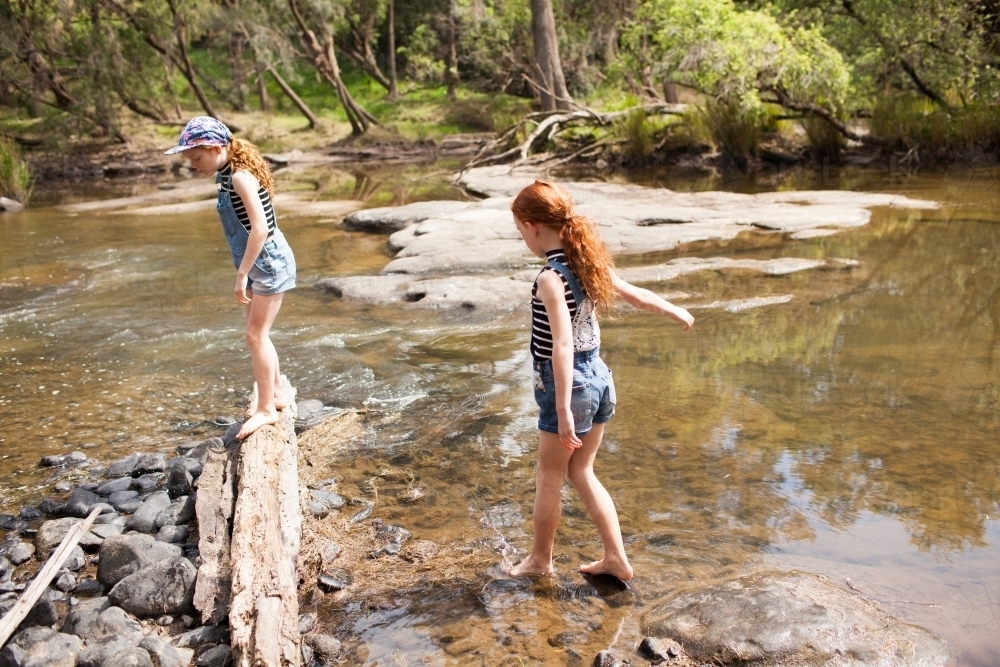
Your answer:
[164,116,232,155]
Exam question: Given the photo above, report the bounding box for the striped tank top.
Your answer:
[530,250,601,359]
[218,163,276,237]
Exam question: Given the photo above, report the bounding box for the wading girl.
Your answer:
[509,180,693,581]
[166,117,296,440]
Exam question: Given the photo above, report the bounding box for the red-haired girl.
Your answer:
[509,180,693,581]
[166,117,296,440]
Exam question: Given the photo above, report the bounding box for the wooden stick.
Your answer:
[0,507,101,644]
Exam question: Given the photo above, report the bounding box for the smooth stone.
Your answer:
[172,624,229,647]
[102,648,153,667]
[592,649,624,667]
[114,498,143,514]
[35,518,82,556]
[108,490,139,505]
[64,546,86,571]
[95,477,133,496]
[185,438,221,465]
[164,466,193,498]
[65,488,103,518]
[126,491,171,532]
[91,523,125,540]
[375,523,411,545]
[0,514,27,531]
[93,512,124,526]
[154,496,195,528]
[40,455,68,467]
[0,627,81,667]
[308,501,329,519]
[53,481,74,494]
[74,578,103,595]
[311,489,346,510]
[0,197,25,213]
[132,474,162,492]
[135,453,166,475]
[108,556,197,616]
[37,499,66,517]
[54,571,77,593]
[637,636,679,662]
[155,615,173,625]
[108,454,140,478]
[222,422,241,445]
[18,506,41,521]
[97,533,182,586]
[5,540,35,565]
[60,596,109,636]
[175,440,201,454]
[317,568,352,593]
[14,596,58,631]
[641,571,948,666]
[298,612,317,635]
[155,525,189,543]
[65,451,88,464]
[0,556,10,574]
[305,634,342,663]
[195,645,230,667]
[138,637,192,667]
[79,483,99,492]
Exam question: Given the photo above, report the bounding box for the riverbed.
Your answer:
[1,162,997,665]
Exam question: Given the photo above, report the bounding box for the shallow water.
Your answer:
[1,162,998,665]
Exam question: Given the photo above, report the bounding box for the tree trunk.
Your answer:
[255,62,271,112]
[339,13,391,91]
[445,3,458,100]
[165,0,218,118]
[530,0,571,111]
[288,0,376,136]
[266,65,319,128]
[387,0,399,99]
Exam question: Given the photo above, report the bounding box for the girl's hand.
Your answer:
[672,306,695,331]
[558,411,583,451]
[235,273,250,304]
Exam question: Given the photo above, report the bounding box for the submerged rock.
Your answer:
[641,571,948,666]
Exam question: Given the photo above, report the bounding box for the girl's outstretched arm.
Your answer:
[231,171,270,304]
[613,274,694,330]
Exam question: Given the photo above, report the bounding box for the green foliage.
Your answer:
[768,0,999,109]
[870,94,1000,150]
[619,107,655,161]
[0,136,31,203]
[696,98,768,158]
[801,115,844,161]
[623,0,852,118]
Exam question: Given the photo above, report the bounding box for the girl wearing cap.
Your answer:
[166,117,297,440]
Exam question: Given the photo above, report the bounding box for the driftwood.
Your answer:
[194,376,301,666]
[193,439,238,624]
[229,377,301,667]
[0,507,101,645]
[462,102,688,171]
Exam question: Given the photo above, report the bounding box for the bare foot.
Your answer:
[246,397,289,419]
[508,556,555,577]
[580,557,634,582]
[237,410,280,440]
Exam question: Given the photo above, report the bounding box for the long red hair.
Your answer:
[511,180,616,313]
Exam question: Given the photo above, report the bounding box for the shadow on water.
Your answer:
[1,161,998,665]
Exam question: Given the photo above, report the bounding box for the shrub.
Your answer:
[698,98,767,160]
[0,136,31,203]
[871,95,1000,151]
[802,115,845,162]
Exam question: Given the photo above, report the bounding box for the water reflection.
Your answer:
[0,166,998,664]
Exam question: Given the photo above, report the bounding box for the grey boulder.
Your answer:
[0,627,81,667]
[641,571,948,667]
[96,533,182,587]
[108,556,197,616]
[126,491,171,532]
[154,495,195,528]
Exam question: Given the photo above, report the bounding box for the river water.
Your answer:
[0,162,997,665]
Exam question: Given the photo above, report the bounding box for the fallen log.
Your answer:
[229,376,301,667]
[194,377,301,666]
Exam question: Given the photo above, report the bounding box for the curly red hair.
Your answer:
[511,180,616,313]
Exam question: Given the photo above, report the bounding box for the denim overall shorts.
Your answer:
[216,172,296,295]
[532,259,616,436]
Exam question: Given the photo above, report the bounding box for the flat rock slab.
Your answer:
[114,191,362,219]
[343,166,934,274]
[641,571,948,666]
[318,256,852,311]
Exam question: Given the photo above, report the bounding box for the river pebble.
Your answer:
[0,627,81,667]
[95,477,133,496]
[126,491,171,532]
[317,568,352,592]
[139,636,192,667]
[0,514,27,532]
[19,505,42,521]
[38,498,66,517]
[108,454,140,478]
[154,495,195,528]
[156,525,189,543]
[195,644,230,667]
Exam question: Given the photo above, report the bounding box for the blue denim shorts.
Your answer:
[533,348,616,436]
[237,234,297,296]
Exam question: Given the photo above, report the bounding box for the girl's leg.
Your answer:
[566,424,633,581]
[237,291,285,440]
[509,430,574,576]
